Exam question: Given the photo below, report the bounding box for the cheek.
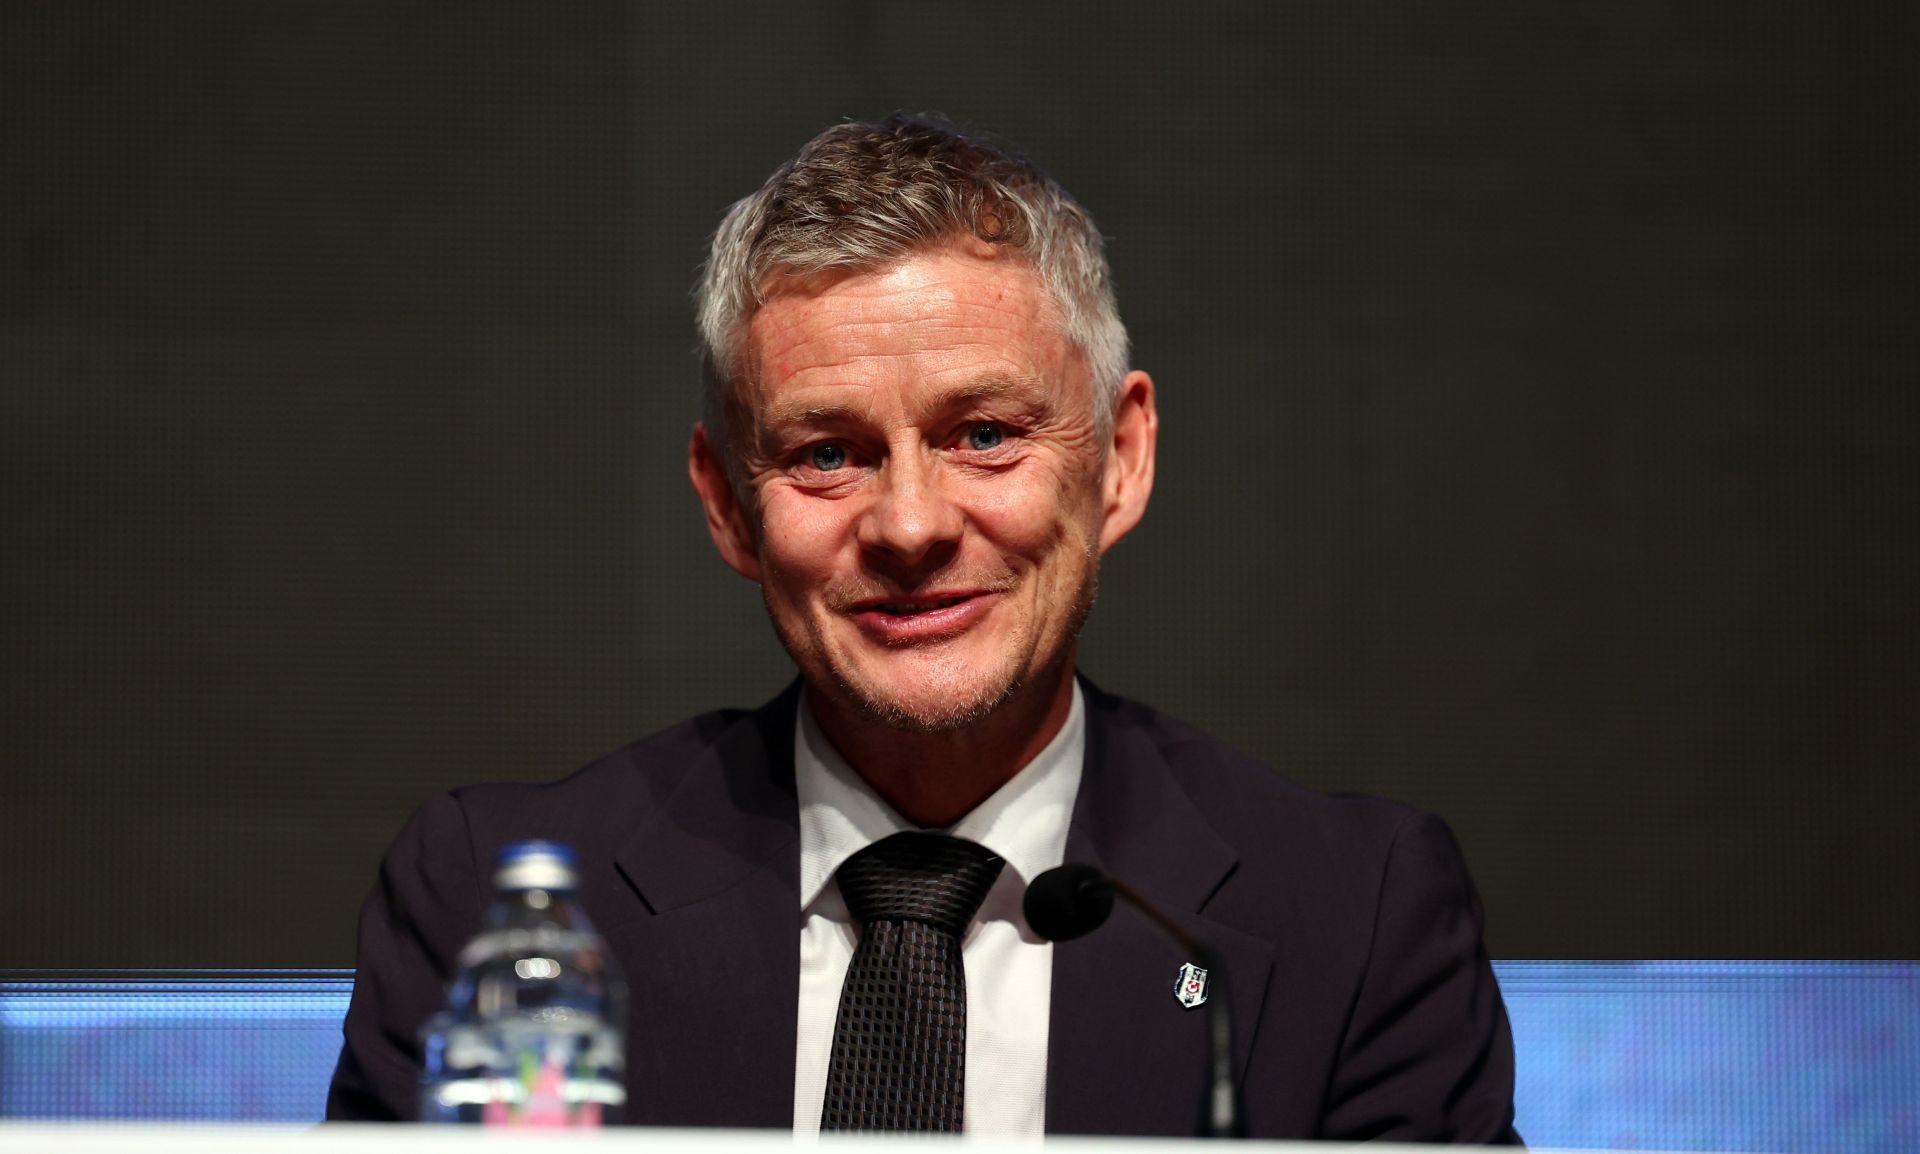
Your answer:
[757,491,854,585]
[965,466,1100,559]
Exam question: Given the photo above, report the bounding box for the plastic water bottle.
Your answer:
[418,840,627,1126]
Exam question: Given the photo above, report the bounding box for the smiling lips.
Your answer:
[870,594,972,615]
[849,591,999,642]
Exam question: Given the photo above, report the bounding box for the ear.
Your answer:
[1098,370,1158,553]
[688,422,762,582]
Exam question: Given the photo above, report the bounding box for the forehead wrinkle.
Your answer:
[910,372,1057,422]
[758,260,1058,354]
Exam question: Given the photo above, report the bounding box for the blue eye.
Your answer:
[808,443,847,471]
[966,424,1004,451]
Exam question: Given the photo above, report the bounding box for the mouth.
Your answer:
[856,593,978,616]
[845,590,999,642]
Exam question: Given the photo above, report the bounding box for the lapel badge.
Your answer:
[1174,961,1210,1009]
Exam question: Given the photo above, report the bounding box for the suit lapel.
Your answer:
[605,684,802,1128]
[1045,683,1276,1136]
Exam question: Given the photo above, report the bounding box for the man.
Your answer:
[328,114,1520,1142]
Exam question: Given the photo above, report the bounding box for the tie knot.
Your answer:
[836,832,1004,934]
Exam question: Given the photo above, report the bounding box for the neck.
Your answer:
[807,659,1079,829]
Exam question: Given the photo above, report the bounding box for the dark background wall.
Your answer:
[4,2,1916,967]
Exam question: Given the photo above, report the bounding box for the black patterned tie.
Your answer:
[820,831,1005,1132]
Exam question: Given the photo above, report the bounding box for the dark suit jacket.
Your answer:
[327,680,1520,1142]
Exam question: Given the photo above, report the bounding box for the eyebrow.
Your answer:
[926,375,1053,418]
[760,400,868,429]
[756,374,1056,436]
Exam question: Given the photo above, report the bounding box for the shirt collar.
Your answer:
[795,680,1087,911]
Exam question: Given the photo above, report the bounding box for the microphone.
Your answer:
[1023,864,1246,1138]
[1021,863,1114,941]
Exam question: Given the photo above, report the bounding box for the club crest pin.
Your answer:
[1174,961,1210,1009]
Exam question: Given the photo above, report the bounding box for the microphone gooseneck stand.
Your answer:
[1022,864,1247,1139]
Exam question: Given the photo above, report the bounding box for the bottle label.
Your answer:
[422,1018,625,1127]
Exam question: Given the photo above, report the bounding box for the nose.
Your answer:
[856,447,963,572]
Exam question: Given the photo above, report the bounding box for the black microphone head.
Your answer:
[1023,863,1115,942]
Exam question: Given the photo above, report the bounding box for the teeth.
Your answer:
[875,596,966,615]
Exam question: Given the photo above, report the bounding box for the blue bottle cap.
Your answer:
[494,839,579,890]
[497,839,578,868]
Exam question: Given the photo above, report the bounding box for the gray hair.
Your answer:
[694,113,1129,465]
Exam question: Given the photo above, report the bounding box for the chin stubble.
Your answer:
[827,544,1102,735]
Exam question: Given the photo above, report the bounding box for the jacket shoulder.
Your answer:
[435,704,759,866]
[1084,685,1455,947]
[1089,687,1426,850]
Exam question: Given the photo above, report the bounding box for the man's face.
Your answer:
[694,243,1147,732]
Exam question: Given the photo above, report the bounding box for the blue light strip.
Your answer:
[0,971,356,1122]
[1,963,1916,1150]
[0,973,355,1026]
[1495,960,1920,1152]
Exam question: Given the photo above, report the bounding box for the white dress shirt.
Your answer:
[791,681,1086,1138]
